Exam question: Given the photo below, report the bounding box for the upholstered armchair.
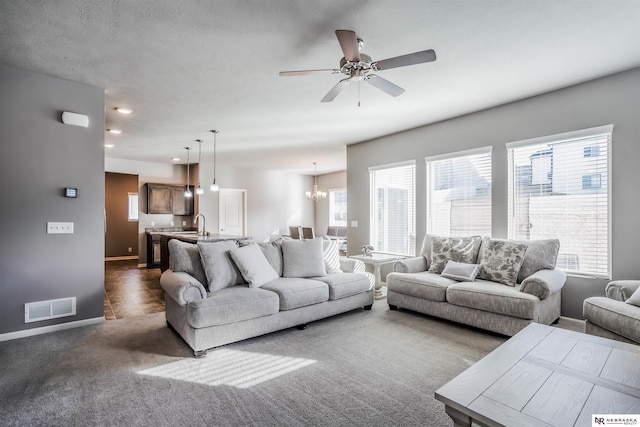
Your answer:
[583,280,640,344]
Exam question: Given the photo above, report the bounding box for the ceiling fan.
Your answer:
[279,30,436,103]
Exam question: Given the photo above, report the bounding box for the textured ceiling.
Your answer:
[1,0,639,174]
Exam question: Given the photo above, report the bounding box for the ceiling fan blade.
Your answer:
[365,75,405,97]
[321,79,350,102]
[335,30,361,62]
[279,69,339,76]
[373,49,436,71]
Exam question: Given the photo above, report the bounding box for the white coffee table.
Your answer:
[350,253,401,299]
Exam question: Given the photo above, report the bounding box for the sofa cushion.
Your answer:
[262,278,329,310]
[477,239,528,286]
[198,241,245,292]
[517,239,560,283]
[312,273,372,300]
[441,261,481,282]
[584,296,640,343]
[386,271,456,302]
[257,240,283,277]
[428,235,482,274]
[229,243,279,288]
[168,239,208,287]
[323,238,342,274]
[187,286,280,328]
[282,238,326,278]
[446,280,540,320]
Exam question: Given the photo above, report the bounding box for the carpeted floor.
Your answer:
[0,302,512,426]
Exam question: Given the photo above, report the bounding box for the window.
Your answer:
[329,188,347,226]
[507,125,612,277]
[369,161,416,256]
[426,147,492,236]
[128,193,139,221]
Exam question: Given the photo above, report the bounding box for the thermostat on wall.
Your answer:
[65,187,78,198]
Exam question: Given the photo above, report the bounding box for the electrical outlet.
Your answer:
[47,222,74,234]
[151,221,155,226]
[182,221,186,226]
[127,247,132,253]
[351,220,358,228]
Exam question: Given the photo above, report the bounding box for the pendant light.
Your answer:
[306,162,327,201]
[195,139,204,195]
[209,129,220,192]
[184,147,193,198]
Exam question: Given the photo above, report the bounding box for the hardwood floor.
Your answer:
[104,260,164,320]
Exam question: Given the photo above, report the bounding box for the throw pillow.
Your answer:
[516,239,560,283]
[198,241,245,292]
[282,238,326,278]
[477,239,529,286]
[625,287,640,307]
[229,243,279,288]
[440,261,481,282]
[323,238,342,274]
[257,240,284,277]
[428,235,482,274]
[168,239,208,288]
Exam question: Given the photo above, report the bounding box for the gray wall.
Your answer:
[347,67,640,319]
[0,66,105,334]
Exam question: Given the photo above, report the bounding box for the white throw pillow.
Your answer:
[625,287,640,307]
[229,243,279,288]
[323,238,342,274]
[441,261,481,282]
[282,238,326,278]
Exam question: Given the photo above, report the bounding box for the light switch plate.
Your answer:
[47,222,74,234]
[351,220,358,228]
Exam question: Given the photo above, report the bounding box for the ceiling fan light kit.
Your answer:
[280,29,436,103]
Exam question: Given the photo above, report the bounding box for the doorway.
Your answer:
[219,188,247,236]
[105,172,139,260]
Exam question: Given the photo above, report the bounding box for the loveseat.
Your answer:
[386,234,566,337]
[160,237,374,356]
[583,280,640,344]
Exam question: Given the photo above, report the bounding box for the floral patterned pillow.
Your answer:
[428,235,482,274]
[477,239,529,286]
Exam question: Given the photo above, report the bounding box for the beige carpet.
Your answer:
[0,301,513,426]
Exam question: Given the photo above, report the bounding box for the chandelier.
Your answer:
[306,162,327,202]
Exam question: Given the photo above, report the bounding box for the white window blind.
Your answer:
[369,161,416,256]
[426,147,492,236]
[507,125,612,277]
[329,188,347,226]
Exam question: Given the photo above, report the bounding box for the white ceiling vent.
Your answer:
[25,297,76,323]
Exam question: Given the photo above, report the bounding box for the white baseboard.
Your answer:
[105,256,139,261]
[0,316,105,342]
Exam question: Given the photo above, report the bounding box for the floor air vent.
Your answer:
[25,297,76,323]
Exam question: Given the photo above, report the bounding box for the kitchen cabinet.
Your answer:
[146,183,193,215]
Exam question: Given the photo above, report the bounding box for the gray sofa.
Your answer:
[583,280,640,344]
[161,238,374,356]
[386,234,566,337]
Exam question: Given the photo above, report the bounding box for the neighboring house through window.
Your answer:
[507,125,612,277]
[426,147,492,237]
[369,161,416,256]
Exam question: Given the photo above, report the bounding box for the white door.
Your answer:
[219,188,246,235]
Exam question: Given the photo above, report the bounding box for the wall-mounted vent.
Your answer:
[25,297,76,323]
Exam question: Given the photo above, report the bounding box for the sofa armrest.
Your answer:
[393,256,427,273]
[520,268,566,300]
[160,269,207,306]
[340,257,366,274]
[606,280,640,301]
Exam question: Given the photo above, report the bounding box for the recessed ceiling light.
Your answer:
[104,143,115,148]
[115,107,132,114]
[171,157,180,162]
[107,128,122,134]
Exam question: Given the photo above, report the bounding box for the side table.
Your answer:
[350,253,401,299]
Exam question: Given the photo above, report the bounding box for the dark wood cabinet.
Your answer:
[146,183,193,215]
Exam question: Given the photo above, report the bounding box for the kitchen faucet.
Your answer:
[193,213,206,235]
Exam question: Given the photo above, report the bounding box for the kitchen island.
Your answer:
[157,232,251,272]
